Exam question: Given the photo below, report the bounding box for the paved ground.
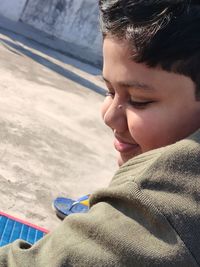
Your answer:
[0,25,117,231]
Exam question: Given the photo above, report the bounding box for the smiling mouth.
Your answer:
[114,138,139,154]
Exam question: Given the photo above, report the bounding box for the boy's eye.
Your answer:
[105,91,154,108]
[105,91,115,98]
[129,100,154,109]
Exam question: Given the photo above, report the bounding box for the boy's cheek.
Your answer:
[128,113,157,138]
[128,118,163,149]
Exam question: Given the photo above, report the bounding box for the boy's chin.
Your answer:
[118,150,142,166]
[118,157,123,167]
[117,153,133,167]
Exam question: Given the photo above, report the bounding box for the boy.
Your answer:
[0,0,200,266]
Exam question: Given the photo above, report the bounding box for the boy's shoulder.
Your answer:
[111,128,200,187]
[90,129,200,266]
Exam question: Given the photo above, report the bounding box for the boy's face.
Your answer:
[102,37,200,166]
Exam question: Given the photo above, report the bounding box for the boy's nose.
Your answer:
[103,100,127,133]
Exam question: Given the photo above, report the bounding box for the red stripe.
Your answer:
[0,211,49,233]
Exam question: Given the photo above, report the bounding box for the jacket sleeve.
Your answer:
[0,136,199,267]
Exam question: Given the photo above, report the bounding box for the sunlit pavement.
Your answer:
[0,26,117,230]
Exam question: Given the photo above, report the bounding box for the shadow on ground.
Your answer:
[0,38,105,95]
[0,24,101,75]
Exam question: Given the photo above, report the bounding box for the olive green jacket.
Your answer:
[0,130,200,266]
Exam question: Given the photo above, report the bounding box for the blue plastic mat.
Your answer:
[0,212,48,247]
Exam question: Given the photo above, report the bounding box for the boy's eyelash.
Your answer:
[105,91,114,97]
[105,91,154,109]
[128,100,153,107]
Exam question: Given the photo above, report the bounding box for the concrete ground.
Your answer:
[0,24,117,231]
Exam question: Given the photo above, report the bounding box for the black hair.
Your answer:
[99,0,200,98]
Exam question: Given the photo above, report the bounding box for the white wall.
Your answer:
[0,0,102,66]
[20,0,102,65]
[0,0,27,21]
[60,0,102,55]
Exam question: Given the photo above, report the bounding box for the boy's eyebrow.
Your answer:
[102,76,155,91]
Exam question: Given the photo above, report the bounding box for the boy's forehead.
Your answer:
[103,37,160,92]
[102,76,156,92]
[102,36,197,98]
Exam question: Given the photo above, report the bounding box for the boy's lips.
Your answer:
[114,138,139,154]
